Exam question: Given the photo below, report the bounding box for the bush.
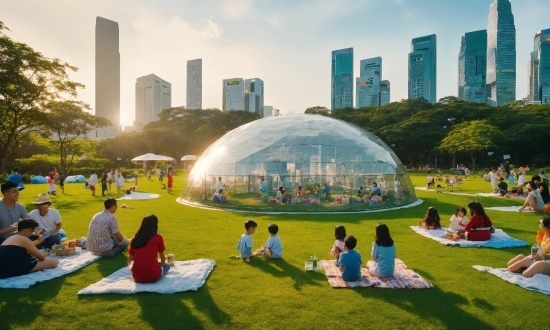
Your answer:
[15,154,58,175]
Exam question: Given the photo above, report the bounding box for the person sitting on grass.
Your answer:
[127,214,169,283]
[255,223,283,259]
[0,218,59,279]
[0,181,29,245]
[371,182,382,196]
[330,225,346,266]
[28,194,63,248]
[356,186,364,198]
[322,183,331,198]
[212,189,226,203]
[464,201,493,241]
[421,206,441,229]
[507,218,550,278]
[87,198,129,257]
[497,177,509,197]
[367,223,395,278]
[519,181,547,213]
[338,235,362,282]
[236,220,259,263]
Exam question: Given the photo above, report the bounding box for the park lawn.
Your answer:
[0,170,546,329]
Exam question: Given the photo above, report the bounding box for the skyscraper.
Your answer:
[529,29,550,104]
[486,0,516,106]
[408,34,437,103]
[458,30,487,103]
[222,78,245,111]
[331,48,353,110]
[245,78,264,115]
[134,74,171,131]
[95,17,120,130]
[186,59,202,110]
[380,80,391,106]
[356,57,381,108]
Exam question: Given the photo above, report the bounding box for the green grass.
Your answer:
[0,171,546,329]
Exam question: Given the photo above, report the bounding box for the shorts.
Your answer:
[544,260,550,276]
[90,185,96,191]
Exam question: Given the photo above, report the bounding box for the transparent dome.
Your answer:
[180,114,417,212]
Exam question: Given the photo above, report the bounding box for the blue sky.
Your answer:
[3,0,548,126]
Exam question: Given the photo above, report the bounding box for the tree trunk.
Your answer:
[470,153,476,173]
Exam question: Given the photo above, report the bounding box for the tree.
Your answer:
[0,21,83,173]
[304,106,330,116]
[438,120,502,171]
[41,100,111,175]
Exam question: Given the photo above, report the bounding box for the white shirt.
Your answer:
[107,172,114,180]
[490,172,498,184]
[89,174,98,186]
[216,181,223,193]
[29,208,62,238]
[518,173,526,185]
[116,175,125,187]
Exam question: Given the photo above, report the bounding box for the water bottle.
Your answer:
[531,243,540,258]
[312,254,318,270]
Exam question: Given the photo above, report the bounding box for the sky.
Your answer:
[2,0,549,126]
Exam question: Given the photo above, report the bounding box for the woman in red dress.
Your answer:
[465,201,493,241]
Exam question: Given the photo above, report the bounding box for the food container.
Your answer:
[167,254,175,266]
[52,246,76,256]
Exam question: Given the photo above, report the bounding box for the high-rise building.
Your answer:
[408,34,437,103]
[356,57,381,108]
[134,74,171,131]
[245,78,264,115]
[223,78,245,111]
[458,30,488,103]
[529,29,550,104]
[331,48,354,110]
[263,106,273,118]
[380,80,391,106]
[486,0,516,106]
[186,59,202,110]
[95,17,120,131]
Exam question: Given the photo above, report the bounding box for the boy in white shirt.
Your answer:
[89,170,98,196]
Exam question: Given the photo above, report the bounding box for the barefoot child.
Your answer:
[449,206,468,232]
[236,220,258,262]
[366,223,395,278]
[330,225,346,266]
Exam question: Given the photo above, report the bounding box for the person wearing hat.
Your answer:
[0,218,59,279]
[28,194,63,248]
[0,181,29,244]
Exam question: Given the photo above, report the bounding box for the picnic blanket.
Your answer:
[414,187,526,199]
[486,206,533,212]
[78,259,215,295]
[116,192,160,200]
[319,259,433,289]
[473,265,550,295]
[0,251,100,289]
[410,226,528,248]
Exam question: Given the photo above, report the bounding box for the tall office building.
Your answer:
[458,30,488,103]
[408,34,437,103]
[245,78,264,115]
[529,29,550,104]
[263,105,273,118]
[380,80,391,106]
[331,48,354,110]
[356,57,382,108]
[486,0,516,106]
[134,74,171,131]
[222,78,245,111]
[186,59,202,110]
[95,17,120,131]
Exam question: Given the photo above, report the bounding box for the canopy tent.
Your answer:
[181,155,197,169]
[131,153,174,164]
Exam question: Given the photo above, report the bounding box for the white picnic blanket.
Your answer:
[485,206,533,212]
[414,187,526,199]
[0,251,100,289]
[410,226,528,248]
[78,259,215,295]
[473,265,550,295]
[117,192,160,200]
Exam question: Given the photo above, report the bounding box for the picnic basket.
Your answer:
[52,246,76,256]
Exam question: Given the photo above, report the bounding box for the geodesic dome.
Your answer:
[180,114,417,212]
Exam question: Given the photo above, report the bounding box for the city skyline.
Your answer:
[3,0,549,125]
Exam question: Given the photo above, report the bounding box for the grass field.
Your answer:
[0,170,546,329]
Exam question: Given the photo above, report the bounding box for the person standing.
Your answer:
[101,171,108,197]
[28,194,63,248]
[115,173,125,194]
[87,198,129,257]
[167,170,173,194]
[133,170,138,186]
[216,177,223,194]
[0,182,29,245]
[107,169,115,192]
[489,167,498,193]
[89,170,98,197]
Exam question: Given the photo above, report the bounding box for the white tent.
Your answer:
[181,155,197,161]
[181,155,197,169]
[131,153,174,164]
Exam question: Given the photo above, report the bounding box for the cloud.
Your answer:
[266,14,284,29]
[132,13,223,43]
[223,0,254,20]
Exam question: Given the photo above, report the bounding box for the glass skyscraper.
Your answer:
[244,78,264,115]
[356,57,381,108]
[458,30,487,103]
[222,78,245,111]
[380,80,391,106]
[408,34,437,103]
[529,29,550,104]
[331,48,353,110]
[486,0,516,106]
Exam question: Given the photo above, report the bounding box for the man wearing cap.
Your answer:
[87,198,129,257]
[28,194,63,248]
[0,181,29,244]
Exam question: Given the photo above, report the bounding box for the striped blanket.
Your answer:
[319,259,433,289]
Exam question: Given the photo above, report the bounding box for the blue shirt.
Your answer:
[371,186,382,196]
[236,233,252,258]
[260,180,269,194]
[339,250,362,282]
[322,185,330,194]
[371,242,395,277]
[265,235,283,258]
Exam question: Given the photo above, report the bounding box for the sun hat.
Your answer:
[32,194,52,205]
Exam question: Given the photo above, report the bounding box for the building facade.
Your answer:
[186,59,202,110]
[223,78,245,111]
[134,74,172,131]
[408,34,437,103]
[380,80,391,106]
[95,17,120,131]
[486,0,516,106]
[244,78,264,115]
[331,48,354,110]
[356,57,382,108]
[458,30,488,103]
[529,29,550,104]
[263,105,273,118]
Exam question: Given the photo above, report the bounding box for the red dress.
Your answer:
[167,173,173,188]
[129,234,166,283]
[465,214,492,241]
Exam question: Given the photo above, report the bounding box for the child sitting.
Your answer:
[338,235,362,282]
[367,223,395,278]
[449,206,468,233]
[370,193,380,204]
[256,224,283,259]
[330,225,346,266]
[236,220,258,262]
[422,206,441,229]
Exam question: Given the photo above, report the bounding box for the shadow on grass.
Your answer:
[249,258,325,290]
